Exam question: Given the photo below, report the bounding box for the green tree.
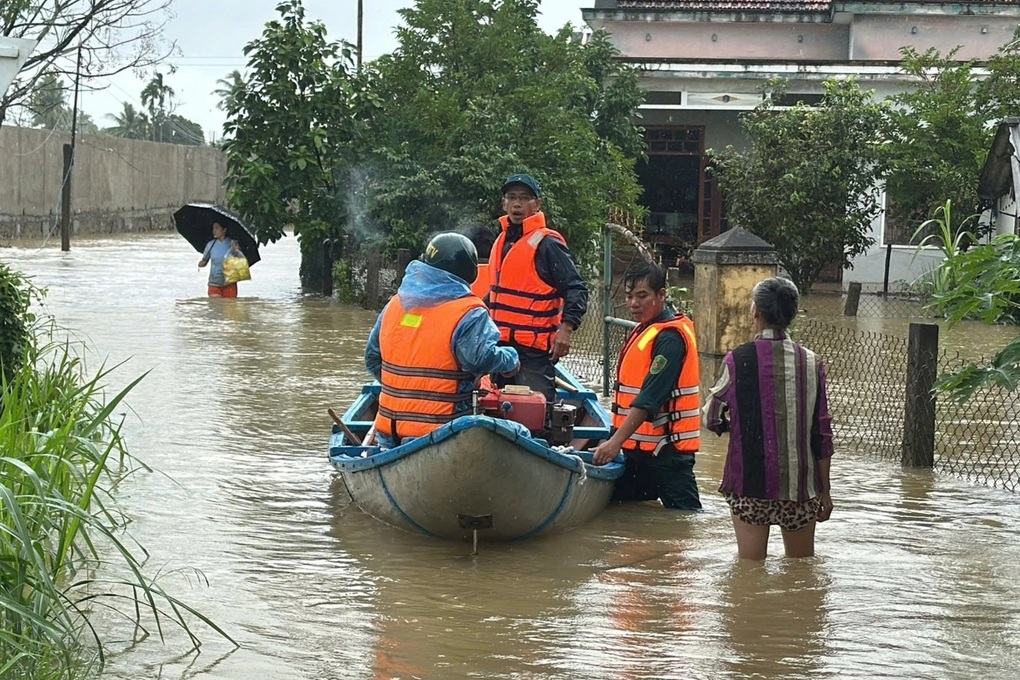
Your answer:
[158,113,205,145]
[886,32,1020,239]
[140,71,176,142]
[27,72,72,129]
[363,0,645,263]
[222,0,378,293]
[213,69,245,112]
[103,102,151,139]
[710,78,890,293]
[0,0,173,127]
[884,48,990,234]
[25,72,98,134]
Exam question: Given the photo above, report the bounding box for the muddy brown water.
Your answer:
[4,234,1019,679]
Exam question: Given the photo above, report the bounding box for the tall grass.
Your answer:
[0,317,234,678]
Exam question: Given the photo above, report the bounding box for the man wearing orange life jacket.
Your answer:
[593,261,702,510]
[365,233,520,448]
[488,173,588,407]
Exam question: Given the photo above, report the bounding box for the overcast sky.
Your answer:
[79,0,591,142]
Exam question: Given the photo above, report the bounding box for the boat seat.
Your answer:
[343,421,607,442]
[571,426,609,440]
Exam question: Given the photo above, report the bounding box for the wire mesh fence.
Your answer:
[794,319,908,462]
[935,351,1020,492]
[849,292,932,319]
[557,284,634,394]
[806,288,934,319]
[794,317,1020,492]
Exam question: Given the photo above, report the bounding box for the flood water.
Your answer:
[4,234,1020,679]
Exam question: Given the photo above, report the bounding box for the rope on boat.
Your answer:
[552,445,588,485]
[568,453,588,485]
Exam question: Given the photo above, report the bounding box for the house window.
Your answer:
[883,190,930,246]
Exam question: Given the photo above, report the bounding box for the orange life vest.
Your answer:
[374,294,484,441]
[470,262,490,300]
[489,212,565,352]
[612,316,700,455]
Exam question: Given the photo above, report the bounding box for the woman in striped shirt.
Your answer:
[703,277,834,560]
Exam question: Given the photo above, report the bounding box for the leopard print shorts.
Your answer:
[723,494,822,532]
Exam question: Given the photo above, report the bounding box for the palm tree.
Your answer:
[140,72,175,142]
[103,102,150,140]
[213,70,245,113]
[28,73,71,130]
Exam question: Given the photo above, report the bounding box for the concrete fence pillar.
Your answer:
[691,228,779,393]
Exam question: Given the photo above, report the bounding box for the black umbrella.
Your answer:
[173,203,261,266]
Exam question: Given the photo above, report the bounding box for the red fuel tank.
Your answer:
[477,382,547,432]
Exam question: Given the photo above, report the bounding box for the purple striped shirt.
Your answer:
[702,329,834,501]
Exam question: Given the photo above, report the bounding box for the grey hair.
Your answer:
[752,277,800,328]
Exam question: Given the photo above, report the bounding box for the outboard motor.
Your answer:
[549,403,576,445]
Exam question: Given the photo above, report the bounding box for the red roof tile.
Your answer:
[616,0,832,10]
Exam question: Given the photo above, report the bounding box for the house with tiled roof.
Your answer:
[582,1,1020,288]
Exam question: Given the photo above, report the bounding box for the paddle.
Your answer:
[555,376,579,394]
[363,423,377,446]
[328,407,362,445]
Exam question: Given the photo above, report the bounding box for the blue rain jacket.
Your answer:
[366,261,520,446]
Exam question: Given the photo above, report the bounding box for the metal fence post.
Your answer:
[883,243,893,296]
[602,225,613,397]
[902,322,938,468]
[844,281,862,317]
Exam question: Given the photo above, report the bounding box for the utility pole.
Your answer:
[357,0,363,71]
[60,43,83,252]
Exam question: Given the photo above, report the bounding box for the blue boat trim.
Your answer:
[330,415,624,480]
[376,467,437,538]
[513,470,576,541]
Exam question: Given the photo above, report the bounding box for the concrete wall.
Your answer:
[849,14,1019,61]
[589,10,1019,63]
[843,188,943,293]
[0,125,226,240]
[597,21,850,61]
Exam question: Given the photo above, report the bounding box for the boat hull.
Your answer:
[331,417,621,541]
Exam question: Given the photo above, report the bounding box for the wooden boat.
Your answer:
[328,367,624,541]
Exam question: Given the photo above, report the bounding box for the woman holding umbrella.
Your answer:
[175,203,261,296]
[199,221,243,297]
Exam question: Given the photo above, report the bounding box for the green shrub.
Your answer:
[0,263,39,386]
[331,258,359,305]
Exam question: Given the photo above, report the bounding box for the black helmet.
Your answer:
[423,232,478,284]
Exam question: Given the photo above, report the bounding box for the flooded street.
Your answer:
[4,234,1020,679]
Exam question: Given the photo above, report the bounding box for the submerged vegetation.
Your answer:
[0,266,232,678]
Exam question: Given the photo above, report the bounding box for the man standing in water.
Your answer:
[487,173,588,409]
[592,261,702,511]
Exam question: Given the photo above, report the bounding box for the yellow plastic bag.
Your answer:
[223,254,251,284]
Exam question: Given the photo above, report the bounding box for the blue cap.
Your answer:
[502,173,541,198]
